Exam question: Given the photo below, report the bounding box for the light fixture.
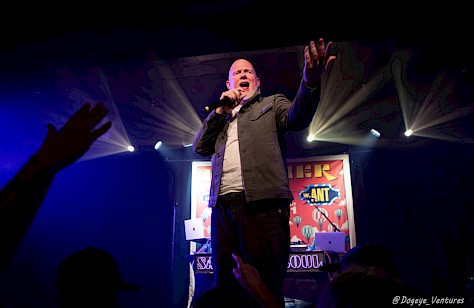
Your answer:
[154,140,163,151]
[127,145,135,152]
[370,129,381,138]
[404,129,413,137]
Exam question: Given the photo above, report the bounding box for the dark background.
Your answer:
[1,1,473,307]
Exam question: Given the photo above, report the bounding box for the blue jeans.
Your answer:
[211,193,291,307]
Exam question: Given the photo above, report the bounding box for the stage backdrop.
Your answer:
[190,154,356,253]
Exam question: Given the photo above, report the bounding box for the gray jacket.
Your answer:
[192,79,321,207]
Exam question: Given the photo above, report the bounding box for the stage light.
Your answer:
[307,134,315,142]
[370,129,381,138]
[405,129,413,137]
[154,140,163,151]
[127,145,135,152]
[182,143,193,148]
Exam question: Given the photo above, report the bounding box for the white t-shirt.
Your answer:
[219,103,245,195]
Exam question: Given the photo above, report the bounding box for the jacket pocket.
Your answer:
[250,103,276,133]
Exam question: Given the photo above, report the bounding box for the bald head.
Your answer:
[226,59,260,100]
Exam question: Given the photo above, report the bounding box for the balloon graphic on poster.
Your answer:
[328,223,339,232]
[301,224,314,244]
[335,208,343,221]
[201,207,212,222]
[293,215,302,228]
[312,208,328,231]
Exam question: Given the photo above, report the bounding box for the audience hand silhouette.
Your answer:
[232,253,282,308]
[0,102,112,268]
[37,102,112,171]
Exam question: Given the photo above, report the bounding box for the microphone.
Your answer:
[201,97,233,113]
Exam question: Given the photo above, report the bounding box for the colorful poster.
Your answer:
[190,154,356,252]
[287,154,355,251]
[191,161,213,237]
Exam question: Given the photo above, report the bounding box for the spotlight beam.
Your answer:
[132,61,204,147]
[317,68,387,135]
[99,70,132,145]
[310,56,390,146]
[56,69,136,161]
[395,63,474,141]
[392,53,419,129]
[411,105,474,132]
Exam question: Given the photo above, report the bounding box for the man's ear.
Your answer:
[226,80,231,89]
[256,78,260,88]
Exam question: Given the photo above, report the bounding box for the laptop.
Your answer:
[184,218,207,241]
[314,232,346,253]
